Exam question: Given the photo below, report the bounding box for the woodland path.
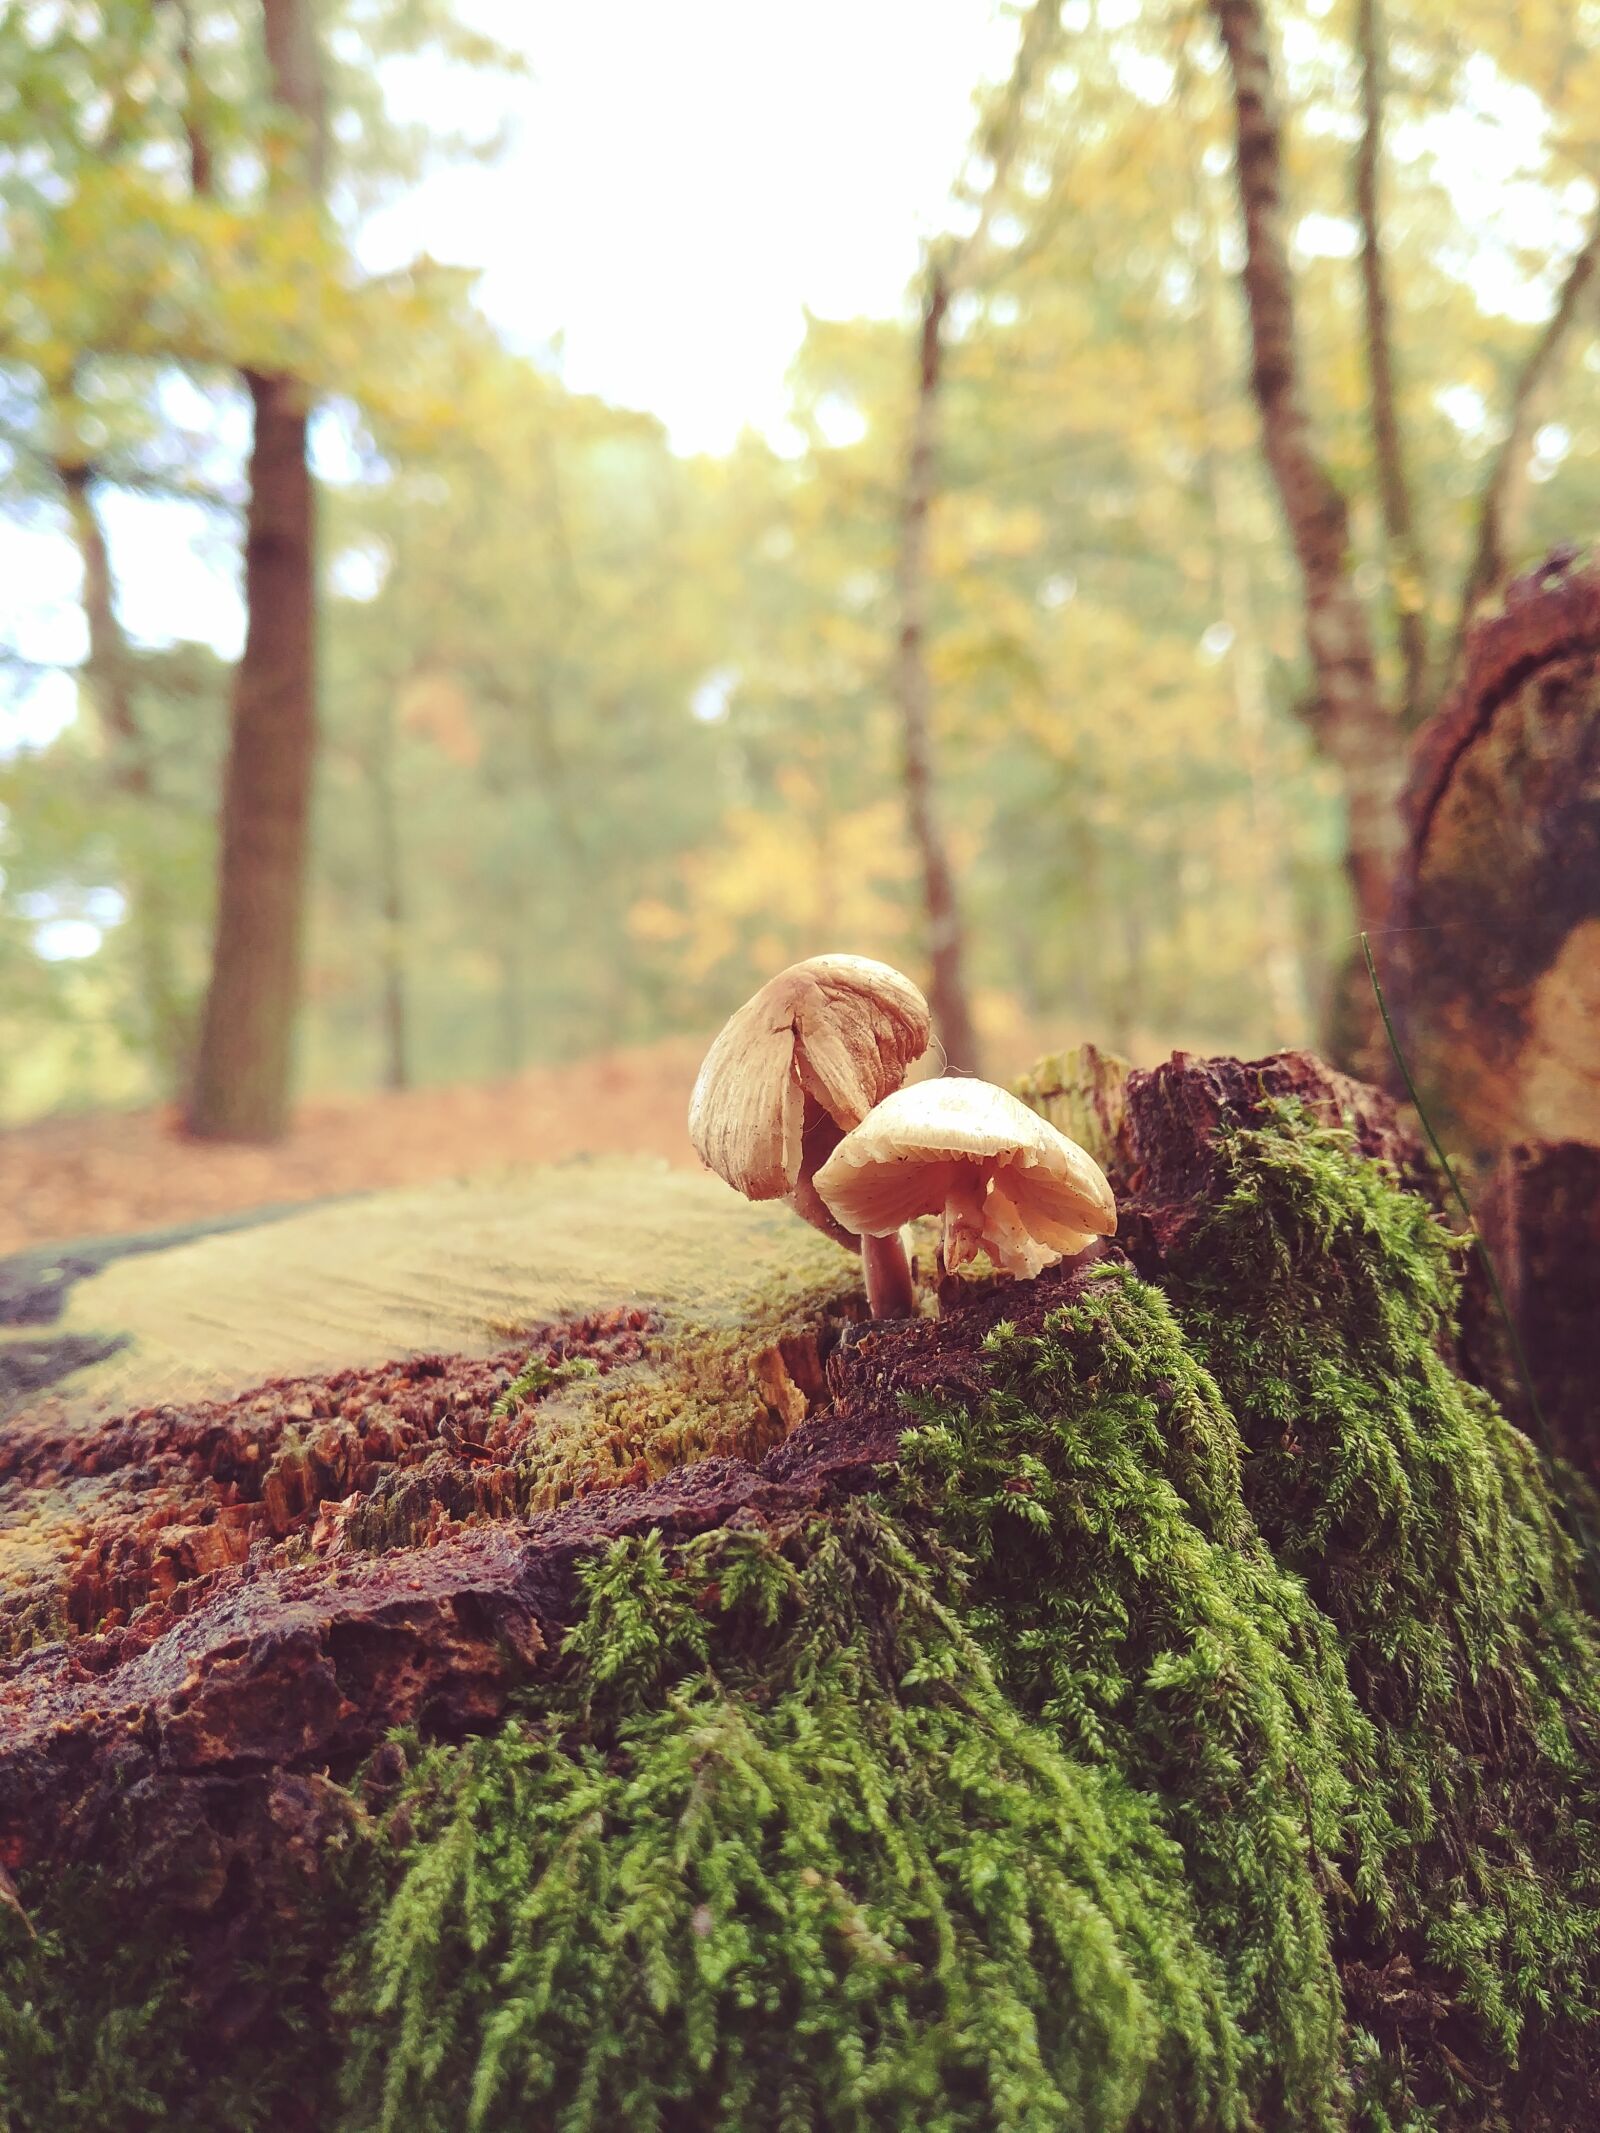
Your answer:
[0,1036,706,1256]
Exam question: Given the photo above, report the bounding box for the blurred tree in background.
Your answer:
[4,0,1600,1133]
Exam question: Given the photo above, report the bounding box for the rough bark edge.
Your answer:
[1397,543,1600,876]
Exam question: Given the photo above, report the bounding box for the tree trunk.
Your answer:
[58,459,194,1088]
[887,0,1060,1078]
[1209,0,1401,959]
[1184,124,1313,1047]
[185,371,317,1140]
[185,0,323,1141]
[1354,0,1431,728]
[58,462,141,778]
[1450,200,1600,667]
[1389,546,1600,1154]
[170,0,214,195]
[893,264,983,1076]
[372,696,409,1093]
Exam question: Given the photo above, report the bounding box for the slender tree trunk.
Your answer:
[169,0,214,195]
[1354,0,1430,728]
[186,0,324,1140]
[887,0,1059,1076]
[58,462,142,778]
[1210,0,1401,1062]
[1183,111,1314,1048]
[893,264,983,1075]
[58,459,194,1087]
[1451,199,1600,662]
[372,697,409,1092]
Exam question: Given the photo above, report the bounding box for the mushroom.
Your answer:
[812,1077,1116,1283]
[688,955,932,1316]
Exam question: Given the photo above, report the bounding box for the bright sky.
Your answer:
[1,0,1009,761]
[377,0,1014,455]
[5,1,1579,764]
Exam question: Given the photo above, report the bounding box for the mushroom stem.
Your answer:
[861,1230,916,1319]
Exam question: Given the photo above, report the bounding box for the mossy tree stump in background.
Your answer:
[3,1049,1599,2132]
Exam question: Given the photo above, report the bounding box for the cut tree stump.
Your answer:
[1391,546,1600,1152]
[2,1051,1598,2133]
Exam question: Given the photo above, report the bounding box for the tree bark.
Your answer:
[889,0,1059,1076]
[372,696,409,1093]
[57,461,142,783]
[1354,0,1430,729]
[1184,106,1313,1046]
[58,459,194,1087]
[1451,199,1600,662]
[185,0,324,1140]
[1390,546,1600,1154]
[894,264,983,1076]
[1210,0,1402,955]
[186,371,318,1139]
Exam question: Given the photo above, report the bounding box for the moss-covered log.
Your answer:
[3,1050,1598,2132]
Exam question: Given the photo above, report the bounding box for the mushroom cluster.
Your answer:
[689,955,1116,1316]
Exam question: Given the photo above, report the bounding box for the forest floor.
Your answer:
[0,1035,707,1254]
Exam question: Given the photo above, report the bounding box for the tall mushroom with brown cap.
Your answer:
[688,955,932,1315]
[813,1077,1116,1283]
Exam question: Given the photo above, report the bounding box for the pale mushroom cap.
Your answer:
[812,1077,1117,1260]
[688,955,931,1203]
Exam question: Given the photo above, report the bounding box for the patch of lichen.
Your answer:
[1159,1105,1600,2123]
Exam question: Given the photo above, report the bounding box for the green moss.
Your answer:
[0,1867,344,2133]
[342,1511,1236,2133]
[899,1271,1390,2127]
[1162,1111,1600,2092]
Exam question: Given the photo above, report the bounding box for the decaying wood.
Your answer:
[1466,1138,1600,1479]
[1390,547,1600,1151]
[0,1046,1422,1900]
